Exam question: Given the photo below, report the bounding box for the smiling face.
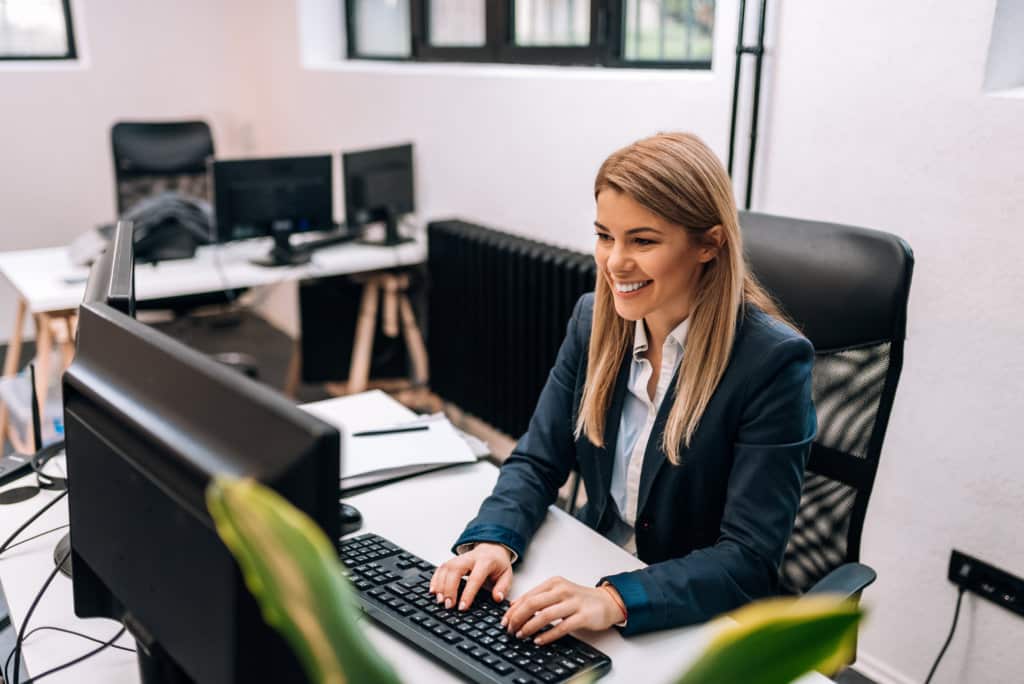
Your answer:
[594,189,718,337]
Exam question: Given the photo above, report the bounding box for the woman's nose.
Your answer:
[606,243,631,272]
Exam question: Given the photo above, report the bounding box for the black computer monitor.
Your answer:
[212,155,334,267]
[63,227,342,682]
[342,143,415,246]
[85,219,136,317]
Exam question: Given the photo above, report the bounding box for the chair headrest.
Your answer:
[740,211,914,352]
[111,121,214,177]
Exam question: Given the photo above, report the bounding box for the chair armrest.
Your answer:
[802,562,877,600]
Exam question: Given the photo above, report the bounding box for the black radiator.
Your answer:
[427,220,596,439]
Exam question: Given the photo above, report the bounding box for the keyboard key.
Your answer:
[492,661,514,675]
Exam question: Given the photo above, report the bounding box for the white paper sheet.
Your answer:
[300,394,479,478]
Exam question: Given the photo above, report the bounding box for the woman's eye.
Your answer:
[595,232,612,242]
[634,238,656,246]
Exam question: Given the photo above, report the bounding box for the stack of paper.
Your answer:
[300,394,483,493]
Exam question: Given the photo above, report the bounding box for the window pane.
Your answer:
[514,0,590,47]
[354,0,411,58]
[623,0,714,62]
[0,0,70,57]
[430,0,485,47]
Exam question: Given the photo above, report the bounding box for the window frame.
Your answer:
[345,0,714,70]
[0,0,78,62]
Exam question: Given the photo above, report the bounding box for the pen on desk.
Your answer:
[351,425,430,438]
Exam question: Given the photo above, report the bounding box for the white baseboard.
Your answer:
[854,651,919,684]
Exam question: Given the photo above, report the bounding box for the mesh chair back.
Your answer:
[740,211,914,594]
[111,121,214,214]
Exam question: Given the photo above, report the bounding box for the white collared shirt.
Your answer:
[605,317,689,555]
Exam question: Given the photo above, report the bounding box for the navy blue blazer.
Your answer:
[453,293,816,635]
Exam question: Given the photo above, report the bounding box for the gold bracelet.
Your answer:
[599,583,628,622]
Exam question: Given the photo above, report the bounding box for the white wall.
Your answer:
[0,0,264,341]
[2,1,1022,681]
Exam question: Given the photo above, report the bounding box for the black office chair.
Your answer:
[110,121,259,379]
[112,120,213,214]
[740,211,914,604]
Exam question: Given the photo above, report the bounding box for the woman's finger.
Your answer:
[458,557,496,611]
[503,589,561,634]
[515,600,576,639]
[440,556,474,608]
[533,614,584,646]
[492,565,513,603]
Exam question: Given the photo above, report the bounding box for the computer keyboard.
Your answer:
[339,533,612,684]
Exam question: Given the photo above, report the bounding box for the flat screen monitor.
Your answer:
[342,143,414,246]
[63,232,341,682]
[212,155,334,266]
[85,219,136,317]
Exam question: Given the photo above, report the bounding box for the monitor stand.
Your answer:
[359,208,414,247]
[54,532,72,577]
[250,223,312,267]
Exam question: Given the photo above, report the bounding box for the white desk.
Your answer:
[0,235,426,316]
[0,392,828,683]
[0,234,428,452]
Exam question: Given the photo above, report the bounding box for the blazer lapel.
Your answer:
[593,350,632,506]
[636,365,683,517]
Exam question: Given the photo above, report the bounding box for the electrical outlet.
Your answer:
[948,549,1024,618]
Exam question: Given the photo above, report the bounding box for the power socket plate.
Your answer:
[948,549,1024,618]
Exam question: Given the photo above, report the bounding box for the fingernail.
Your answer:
[458,602,466,611]
[496,592,504,601]
[515,630,523,639]
[500,617,507,627]
[534,637,542,644]
[436,594,444,604]
[445,598,453,609]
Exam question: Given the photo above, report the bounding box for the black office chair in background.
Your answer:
[111,121,216,263]
[740,211,914,602]
[110,120,259,379]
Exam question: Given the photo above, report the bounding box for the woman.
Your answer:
[430,132,815,643]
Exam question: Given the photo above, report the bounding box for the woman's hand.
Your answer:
[502,576,625,646]
[430,543,513,611]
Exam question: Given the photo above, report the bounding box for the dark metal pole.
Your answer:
[744,0,768,209]
[726,0,747,176]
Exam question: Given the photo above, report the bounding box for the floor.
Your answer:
[0,309,878,683]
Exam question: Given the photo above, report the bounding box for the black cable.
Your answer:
[11,548,71,684]
[924,587,966,684]
[20,626,135,653]
[0,525,67,553]
[20,626,128,684]
[0,490,68,557]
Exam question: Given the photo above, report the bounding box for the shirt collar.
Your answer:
[632,317,690,361]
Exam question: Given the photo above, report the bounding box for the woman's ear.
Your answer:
[698,224,725,263]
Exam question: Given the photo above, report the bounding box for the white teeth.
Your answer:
[615,280,650,293]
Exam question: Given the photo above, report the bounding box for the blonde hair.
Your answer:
[575,132,784,463]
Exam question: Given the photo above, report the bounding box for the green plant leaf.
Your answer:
[675,596,863,684]
[206,477,402,684]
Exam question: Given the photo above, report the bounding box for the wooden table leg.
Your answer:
[59,312,76,368]
[347,278,380,394]
[382,275,400,338]
[33,313,54,420]
[284,339,302,398]
[0,298,28,454]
